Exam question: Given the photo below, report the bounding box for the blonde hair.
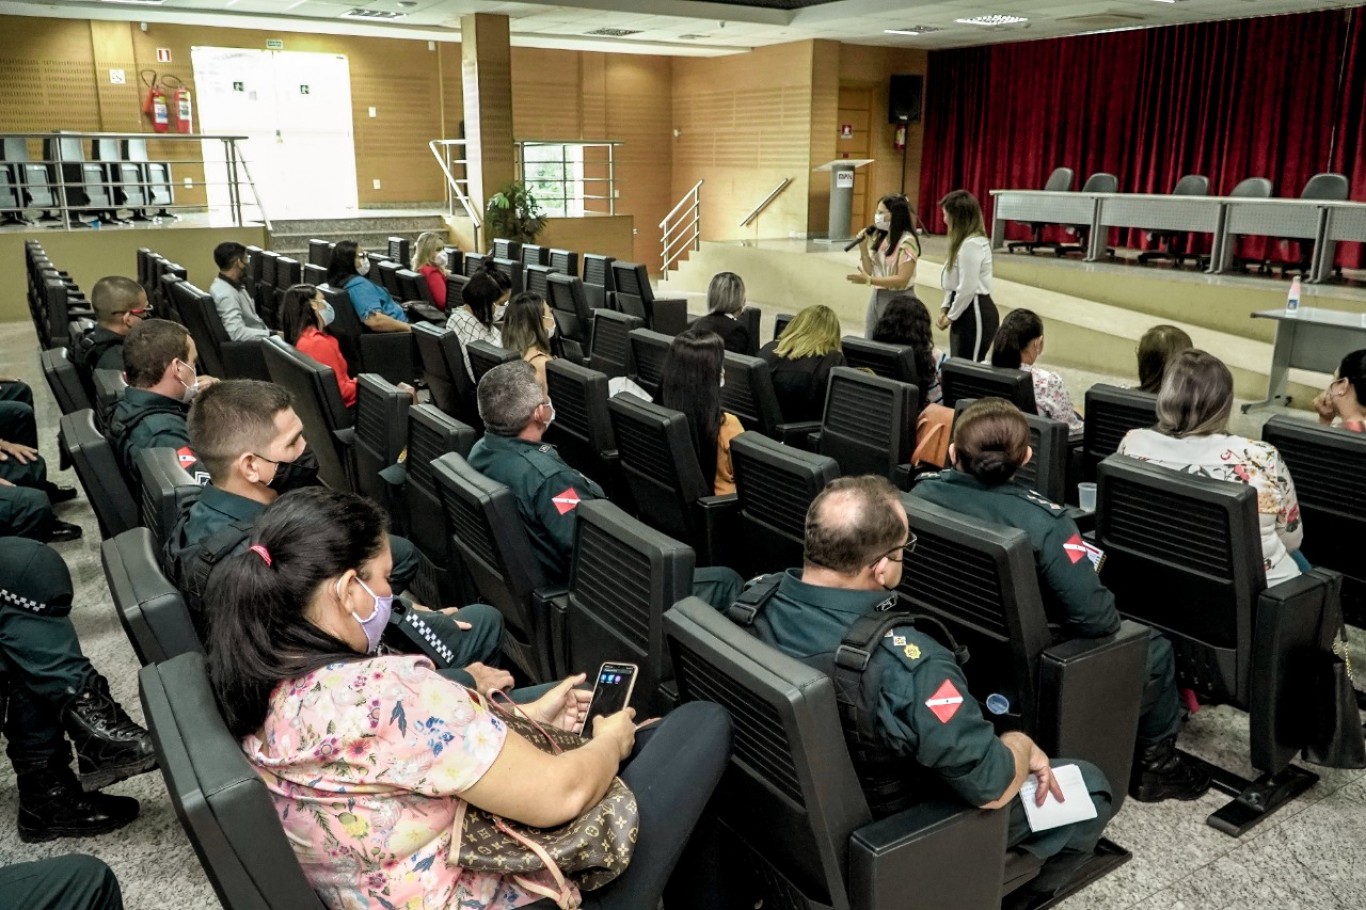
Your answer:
[775,305,842,360]
[1156,349,1233,438]
[412,231,447,271]
[707,272,745,316]
[940,189,987,273]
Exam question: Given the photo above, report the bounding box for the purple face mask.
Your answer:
[339,576,392,654]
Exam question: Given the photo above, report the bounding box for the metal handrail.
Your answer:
[515,140,621,217]
[428,139,481,231]
[739,177,792,228]
[661,179,704,228]
[660,180,703,274]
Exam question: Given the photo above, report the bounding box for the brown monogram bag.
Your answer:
[452,692,639,908]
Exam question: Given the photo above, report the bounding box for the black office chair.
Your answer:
[463,252,486,277]
[103,527,202,666]
[134,447,202,551]
[610,261,687,335]
[446,273,470,309]
[519,244,548,267]
[465,339,517,386]
[1272,172,1350,278]
[1208,177,1274,272]
[1080,385,1158,482]
[546,273,595,364]
[586,309,642,379]
[544,359,620,495]
[940,359,1037,413]
[262,338,355,492]
[387,236,410,267]
[307,239,332,268]
[719,351,822,447]
[319,283,418,386]
[1137,174,1210,267]
[815,368,917,485]
[525,263,554,300]
[62,409,139,538]
[582,253,616,311]
[1006,166,1075,255]
[396,267,432,306]
[772,312,794,342]
[91,369,127,434]
[438,329,483,431]
[841,336,920,392]
[730,432,838,576]
[41,347,92,416]
[140,653,327,910]
[627,327,672,400]
[491,257,524,297]
[1055,172,1119,258]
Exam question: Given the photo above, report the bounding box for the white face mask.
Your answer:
[542,402,556,428]
[356,257,371,277]
[874,214,890,231]
[435,251,449,269]
[176,360,200,403]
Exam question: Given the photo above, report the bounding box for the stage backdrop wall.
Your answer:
[918,6,1363,268]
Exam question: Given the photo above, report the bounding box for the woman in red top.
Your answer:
[412,231,453,311]
[280,284,359,408]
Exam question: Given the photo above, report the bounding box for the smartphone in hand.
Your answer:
[581,662,639,738]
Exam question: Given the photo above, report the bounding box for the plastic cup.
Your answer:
[1077,482,1097,513]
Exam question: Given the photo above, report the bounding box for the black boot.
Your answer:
[1129,736,1211,803]
[16,761,140,843]
[63,674,158,791]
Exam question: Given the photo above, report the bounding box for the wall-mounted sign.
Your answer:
[839,123,853,139]
[299,85,310,95]
[109,69,126,84]
[266,39,284,50]
[232,81,244,92]
[156,48,172,63]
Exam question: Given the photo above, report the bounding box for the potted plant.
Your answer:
[485,180,547,245]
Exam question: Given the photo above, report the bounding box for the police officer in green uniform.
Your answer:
[467,360,742,608]
[0,379,80,542]
[73,276,148,391]
[0,855,124,910]
[0,537,158,842]
[737,475,1113,905]
[911,398,1210,802]
[163,380,509,693]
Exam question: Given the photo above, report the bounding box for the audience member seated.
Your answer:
[208,241,271,341]
[732,475,1113,905]
[446,260,511,381]
[991,309,1083,433]
[691,272,751,354]
[660,330,743,496]
[1135,324,1193,394]
[107,320,216,482]
[468,361,743,608]
[1118,349,1304,584]
[279,283,356,409]
[163,380,500,690]
[911,398,1211,802]
[501,290,555,389]
[74,276,145,378]
[0,855,123,910]
[1312,349,1366,433]
[871,293,946,405]
[757,304,845,422]
[0,537,157,843]
[326,240,412,333]
[206,486,732,910]
[0,380,80,542]
[412,230,452,311]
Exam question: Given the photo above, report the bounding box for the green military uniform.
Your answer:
[746,569,1113,869]
[468,432,742,608]
[0,382,60,538]
[911,470,1181,746]
[0,855,123,910]
[73,327,126,375]
[107,388,190,483]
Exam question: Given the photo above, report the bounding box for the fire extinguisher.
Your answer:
[165,75,194,134]
[894,123,907,152]
[141,70,169,133]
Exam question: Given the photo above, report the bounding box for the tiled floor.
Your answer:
[0,317,1363,910]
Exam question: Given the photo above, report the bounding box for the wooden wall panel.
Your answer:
[837,46,928,213]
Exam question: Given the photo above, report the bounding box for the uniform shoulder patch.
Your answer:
[1023,488,1064,513]
[883,628,922,661]
[925,678,964,723]
[551,486,581,515]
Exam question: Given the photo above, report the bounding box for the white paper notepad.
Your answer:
[1018,764,1099,833]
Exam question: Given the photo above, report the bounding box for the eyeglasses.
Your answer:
[119,307,152,317]
[871,533,918,567]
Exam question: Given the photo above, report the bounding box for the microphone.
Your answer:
[844,226,875,253]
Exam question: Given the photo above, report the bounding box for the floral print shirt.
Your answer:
[1117,429,1304,587]
[244,655,569,910]
[1021,364,1084,433]
[445,305,505,382]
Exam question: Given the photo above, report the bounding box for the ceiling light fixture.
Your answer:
[885,25,941,36]
[955,14,1030,26]
[98,0,167,6]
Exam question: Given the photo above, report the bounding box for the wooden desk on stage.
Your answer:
[1243,307,1366,411]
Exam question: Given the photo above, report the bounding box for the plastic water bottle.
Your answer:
[1285,276,1301,316]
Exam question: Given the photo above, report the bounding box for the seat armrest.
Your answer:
[774,420,821,449]
[535,588,572,679]
[334,427,356,447]
[807,430,822,450]
[221,339,269,382]
[892,464,914,491]
[695,494,739,568]
[849,799,1008,910]
[358,333,418,386]
[650,297,689,336]
[1037,619,1149,816]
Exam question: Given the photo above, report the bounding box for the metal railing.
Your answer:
[0,131,268,231]
[516,140,621,217]
[428,139,481,235]
[661,179,703,274]
[739,177,792,228]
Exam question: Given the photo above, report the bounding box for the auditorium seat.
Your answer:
[41,346,92,416]
[439,328,483,431]
[664,596,1013,910]
[431,452,555,682]
[92,369,126,433]
[549,248,579,278]
[319,283,417,386]
[91,138,148,220]
[610,261,687,335]
[466,339,517,386]
[1055,172,1119,258]
[270,257,302,328]
[463,252,486,277]
[546,273,595,363]
[0,137,57,222]
[901,496,1148,813]
[771,312,791,343]
[412,322,461,416]
[719,351,821,447]
[519,243,548,267]
[582,253,616,311]
[841,335,921,392]
[307,238,331,268]
[525,263,554,299]
[952,398,1070,506]
[1207,177,1273,272]
[377,260,404,299]
[730,432,838,575]
[1274,172,1350,277]
[1006,166,1075,255]
[586,309,642,379]
[121,138,175,218]
[351,374,410,507]
[627,327,671,399]
[815,367,916,485]
[491,238,522,263]
[262,337,354,492]
[443,247,463,277]
[1137,174,1210,268]
[103,527,201,666]
[245,245,265,297]
[134,447,202,551]
[171,281,269,381]
[62,409,139,538]
[491,257,525,297]
[1095,454,1340,835]
[387,236,409,267]
[1081,385,1157,482]
[940,359,1037,413]
[44,136,117,224]
[140,653,327,910]
[445,272,470,308]
[158,270,186,325]
[544,359,620,496]
[396,404,477,606]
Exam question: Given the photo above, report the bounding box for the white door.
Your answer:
[192,47,359,219]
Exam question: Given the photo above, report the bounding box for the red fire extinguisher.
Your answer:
[165,75,194,134]
[141,71,169,133]
[894,123,907,152]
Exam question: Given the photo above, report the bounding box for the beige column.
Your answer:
[461,12,516,236]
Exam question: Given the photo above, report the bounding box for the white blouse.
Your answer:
[940,235,993,320]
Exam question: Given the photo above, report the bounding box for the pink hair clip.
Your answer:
[249,544,272,567]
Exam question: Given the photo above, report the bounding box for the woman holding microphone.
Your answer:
[937,189,998,361]
[847,193,921,337]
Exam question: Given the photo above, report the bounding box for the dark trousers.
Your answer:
[526,701,733,910]
[0,856,123,910]
[1138,630,1182,747]
[948,294,1000,362]
[0,608,94,767]
[1005,758,1112,882]
[0,485,55,540]
[395,602,504,688]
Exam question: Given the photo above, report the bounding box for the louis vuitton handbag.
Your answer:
[452,692,639,908]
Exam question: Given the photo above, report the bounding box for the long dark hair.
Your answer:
[952,397,1030,486]
[279,284,322,346]
[1336,349,1366,407]
[872,294,936,388]
[1136,325,1194,394]
[462,260,510,329]
[871,194,920,260]
[502,291,550,357]
[207,487,389,739]
[990,309,1044,370]
[326,240,362,287]
[660,329,725,483]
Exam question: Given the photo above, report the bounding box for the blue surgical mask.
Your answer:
[319,301,335,327]
[341,575,393,654]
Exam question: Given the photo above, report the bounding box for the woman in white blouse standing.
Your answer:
[847,193,920,337]
[936,189,998,361]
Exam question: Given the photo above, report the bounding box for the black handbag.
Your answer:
[1301,572,1366,769]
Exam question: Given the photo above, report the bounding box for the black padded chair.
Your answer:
[586,309,642,379]
[1081,385,1158,482]
[665,597,1014,910]
[549,248,579,278]
[91,369,127,434]
[271,257,302,328]
[307,239,332,268]
[627,327,671,399]
[607,394,736,567]
[257,252,279,324]
[445,273,470,309]
[1275,172,1351,277]
[1137,174,1210,267]
[842,336,920,392]
[245,246,265,296]
[491,238,522,263]
[352,374,411,507]
[41,346,92,416]
[463,252,486,277]
[519,244,548,267]
[262,338,355,492]
[319,283,417,386]
[438,330,483,431]
[1055,173,1120,258]
[140,653,327,910]
[553,500,694,713]
[397,405,477,606]
[952,399,1070,505]
[940,359,1036,413]
[610,261,687,335]
[171,281,269,381]
[1095,455,1338,835]
[413,322,461,416]
[491,257,525,297]
[544,359,619,494]
[525,263,554,300]
[1207,178,1274,272]
[1262,416,1366,627]
[730,432,838,576]
[134,447,202,551]
[720,351,822,446]
[387,236,410,267]
[443,247,463,277]
[546,273,595,364]
[431,452,556,682]
[302,263,327,289]
[816,368,917,485]
[62,409,139,538]
[1007,166,1075,255]
[103,528,201,666]
[582,253,615,311]
[377,260,404,299]
[466,339,517,387]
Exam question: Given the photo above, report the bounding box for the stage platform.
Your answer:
[664,236,1366,410]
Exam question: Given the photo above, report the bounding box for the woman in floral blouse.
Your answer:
[1117,350,1305,587]
[989,309,1084,434]
[206,487,731,910]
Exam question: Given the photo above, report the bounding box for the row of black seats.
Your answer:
[2,137,175,226]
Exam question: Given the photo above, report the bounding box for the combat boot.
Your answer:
[16,760,140,842]
[1129,735,1212,802]
[63,674,158,790]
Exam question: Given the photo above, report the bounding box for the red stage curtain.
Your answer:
[1330,7,1366,269]
[918,8,1353,262]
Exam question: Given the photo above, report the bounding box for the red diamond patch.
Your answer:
[551,487,581,515]
[1063,533,1086,565]
[176,446,198,467]
[925,679,964,724]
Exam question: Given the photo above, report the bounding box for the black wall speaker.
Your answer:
[888,74,923,124]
